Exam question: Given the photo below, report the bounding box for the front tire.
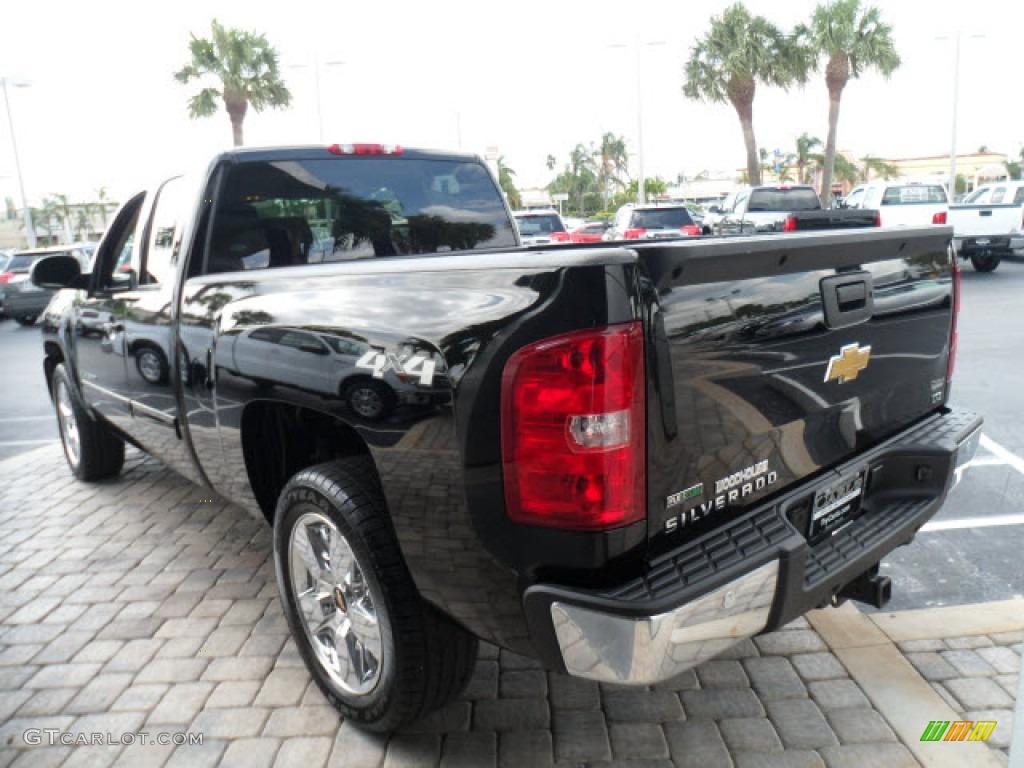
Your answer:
[15,314,38,326]
[135,345,169,385]
[51,363,125,481]
[970,250,1001,272]
[273,458,477,732]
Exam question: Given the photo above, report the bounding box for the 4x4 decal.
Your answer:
[355,350,437,386]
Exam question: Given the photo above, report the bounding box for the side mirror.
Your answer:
[31,254,88,289]
[708,204,721,214]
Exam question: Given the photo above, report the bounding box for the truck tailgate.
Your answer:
[948,203,1023,237]
[637,228,955,547]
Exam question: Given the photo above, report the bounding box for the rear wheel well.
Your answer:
[240,401,372,525]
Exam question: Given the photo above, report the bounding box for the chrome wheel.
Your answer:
[349,386,383,419]
[137,349,164,384]
[288,511,384,695]
[55,379,81,468]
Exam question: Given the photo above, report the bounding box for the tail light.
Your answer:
[0,272,13,284]
[932,211,947,225]
[327,143,403,155]
[874,212,882,227]
[948,258,960,381]
[550,231,571,243]
[501,322,646,531]
[623,228,646,239]
[681,225,701,236]
[782,215,798,232]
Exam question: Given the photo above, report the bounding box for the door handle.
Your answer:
[205,348,215,390]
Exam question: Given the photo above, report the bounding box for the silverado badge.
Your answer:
[824,343,871,384]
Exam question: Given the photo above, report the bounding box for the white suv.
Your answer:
[512,209,570,246]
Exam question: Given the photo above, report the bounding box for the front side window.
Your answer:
[844,188,866,208]
[145,176,189,285]
[203,157,515,275]
[990,187,1006,204]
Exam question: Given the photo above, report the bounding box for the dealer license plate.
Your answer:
[809,470,865,541]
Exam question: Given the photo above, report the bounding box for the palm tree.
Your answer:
[795,133,823,185]
[799,0,900,206]
[174,19,292,147]
[545,154,557,172]
[496,156,521,209]
[568,143,597,215]
[859,155,898,182]
[594,133,630,207]
[95,187,116,230]
[812,152,859,191]
[43,194,74,244]
[684,3,809,186]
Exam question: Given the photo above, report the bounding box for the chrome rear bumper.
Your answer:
[526,408,982,686]
[550,561,778,684]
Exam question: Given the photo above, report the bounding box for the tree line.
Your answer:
[6,189,119,244]
[684,0,900,206]
[169,11,1021,217]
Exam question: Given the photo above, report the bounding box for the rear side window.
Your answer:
[880,185,947,205]
[630,208,693,228]
[203,157,515,275]
[747,188,821,212]
[1014,188,1024,205]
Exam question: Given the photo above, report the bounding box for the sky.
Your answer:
[1,0,1022,208]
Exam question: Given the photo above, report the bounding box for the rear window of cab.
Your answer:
[880,185,947,205]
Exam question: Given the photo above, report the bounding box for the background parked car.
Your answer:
[603,203,701,241]
[841,180,949,228]
[512,209,570,245]
[1,246,92,326]
[568,220,611,243]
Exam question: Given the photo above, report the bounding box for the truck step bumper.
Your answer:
[524,407,982,685]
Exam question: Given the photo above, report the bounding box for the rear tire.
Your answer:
[970,251,1001,272]
[273,458,477,732]
[15,314,38,326]
[343,379,396,421]
[51,363,125,481]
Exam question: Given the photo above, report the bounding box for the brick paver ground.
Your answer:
[0,445,1017,767]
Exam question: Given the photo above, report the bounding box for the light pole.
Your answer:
[289,57,345,142]
[610,39,665,205]
[938,33,984,199]
[1,76,35,248]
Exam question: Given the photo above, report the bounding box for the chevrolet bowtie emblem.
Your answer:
[824,343,872,384]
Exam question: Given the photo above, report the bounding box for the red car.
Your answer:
[569,221,611,243]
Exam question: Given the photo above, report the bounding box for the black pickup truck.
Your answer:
[712,185,879,234]
[34,144,981,731]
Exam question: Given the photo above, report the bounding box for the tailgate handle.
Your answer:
[836,282,867,312]
[980,210,992,217]
[821,272,874,329]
